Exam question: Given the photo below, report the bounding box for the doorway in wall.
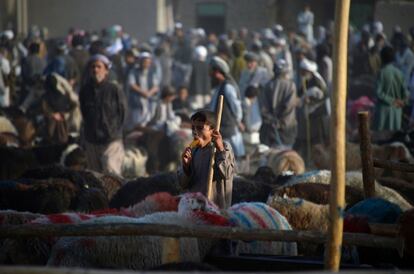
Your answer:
[196,3,226,35]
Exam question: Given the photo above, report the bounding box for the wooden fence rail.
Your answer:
[0,223,404,253]
[373,159,414,173]
[1,266,413,274]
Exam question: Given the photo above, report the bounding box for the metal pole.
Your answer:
[325,0,351,271]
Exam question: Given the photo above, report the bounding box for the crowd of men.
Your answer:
[0,4,413,176]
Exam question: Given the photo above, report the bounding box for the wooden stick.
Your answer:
[358,111,376,198]
[302,79,312,166]
[206,94,224,201]
[325,0,351,271]
[374,159,414,173]
[0,223,404,251]
[161,237,180,264]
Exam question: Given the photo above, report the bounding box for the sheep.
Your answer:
[0,192,181,266]
[22,165,104,191]
[47,193,231,270]
[343,199,408,268]
[31,192,180,224]
[0,143,87,180]
[0,116,18,135]
[241,147,304,176]
[399,208,414,259]
[0,209,47,265]
[0,146,38,180]
[377,177,414,206]
[232,167,280,204]
[109,172,182,208]
[151,261,219,271]
[266,149,305,177]
[59,143,87,170]
[266,194,329,233]
[47,214,203,269]
[0,209,43,225]
[179,193,298,256]
[312,142,363,171]
[232,176,272,204]
[284,170,413,211]
[0,116,19,147]
[21,165,109,212]
[227,202,298,256]
[266,194,331,257]
[3,108,36,148]
[0,178,77,214]
[89,171,124,200]
[346,198,403,224]
[122,146,148,178]
[312,141,414,182]
[0,210,45,264]
[274,182,364,208]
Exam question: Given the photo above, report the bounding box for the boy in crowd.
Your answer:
[177,110,235,209]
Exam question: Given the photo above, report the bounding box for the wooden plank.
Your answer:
[326,0,351,271]
[374,159,414,173]
[358,111,376,198]
[1,265,408,274]
[368,223,399,237]
[0,223,403,252]
[161,237,180,264]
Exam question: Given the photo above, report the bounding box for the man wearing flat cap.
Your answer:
[209,56,245,159]
[79,54,127,175]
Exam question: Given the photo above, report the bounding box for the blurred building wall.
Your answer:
[24,0,168,41]
[174,0,278,34]
[375,0,414,37]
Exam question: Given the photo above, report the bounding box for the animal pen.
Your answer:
[1,0,413,273]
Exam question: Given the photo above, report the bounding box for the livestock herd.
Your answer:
[1,110,414,271]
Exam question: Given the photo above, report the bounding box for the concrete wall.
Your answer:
[375,0,414,37]
[0,0,18,31]
[174,0,278,33]
[276,0,335,32]
[27,0,158,41]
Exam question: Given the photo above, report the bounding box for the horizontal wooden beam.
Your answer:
[0,223,404,252]
[374,159,414,173]
[368,223,399,237]
[0,265,408,274]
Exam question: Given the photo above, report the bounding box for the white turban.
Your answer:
[89,54,112,69]
[194,46,208,61]
[300,58,318,73]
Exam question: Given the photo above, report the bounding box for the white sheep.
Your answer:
[47,213,203,269]
[0,192,180,266]
[47,193,230,270]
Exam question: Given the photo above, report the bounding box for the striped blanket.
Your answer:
[227,202,297,255]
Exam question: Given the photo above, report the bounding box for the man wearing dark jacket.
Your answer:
[79,54,127,175]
